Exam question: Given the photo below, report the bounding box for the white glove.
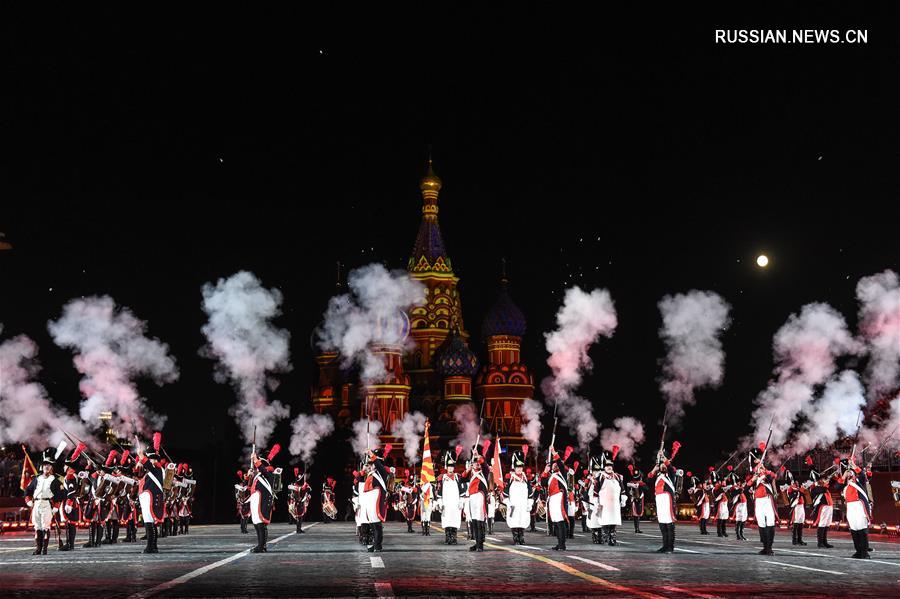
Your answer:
[26,500,34,508]
[65,504,73,514]
[52,507,59,515]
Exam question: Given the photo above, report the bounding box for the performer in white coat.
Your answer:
[438,449,463,545]
[597,448,623,545]
[504,448,531,544]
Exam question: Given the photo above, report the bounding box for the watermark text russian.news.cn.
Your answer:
[715,29,868,45]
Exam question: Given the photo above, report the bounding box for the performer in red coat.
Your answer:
[249,444,281,553]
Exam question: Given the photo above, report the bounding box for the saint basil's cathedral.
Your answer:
[310,161,535,462]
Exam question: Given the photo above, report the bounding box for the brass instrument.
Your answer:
[163,462,176,490]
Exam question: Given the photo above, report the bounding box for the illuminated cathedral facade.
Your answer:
[310,161,535,457]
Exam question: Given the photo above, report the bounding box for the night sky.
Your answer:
[2,6,898,521]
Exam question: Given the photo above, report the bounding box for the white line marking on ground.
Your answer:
[659,585,721,599]
[762,560,844,575]
[486,536,501,542]
[126,523,318,599]
[370,556,385,568]
[675,547,702,554]
[374,581,394,597]
[566,554,620,571]
[519,544,546,551]
[777,547,900,567]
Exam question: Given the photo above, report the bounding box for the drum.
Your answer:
[272,468,283,493]
[163,462,176,490]
[535,498,547,519]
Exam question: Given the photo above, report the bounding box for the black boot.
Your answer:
[548,522,554,536]
[796,524,806,546]
[591,528,599,544]
[250,524,263,553]
[667,523,676,552]
[407,520,414,533]
[478,520,485,551]
[608,526,617,546]
[768,526,776,554]
[444,527,450,544]
[469,521,480,551]
[33,530,44,556]
[152,523,160,553]
[488,518,493,535]
[241,517,248,534]
[758,525,768,554]
[722,521,729,538]
[581,516,588,533]
[822,527,833,548]
[142,524,154,553]
[656,523,668,552]
[451,527,458,545]
[425,521,430,536]
[262,523,269,552]
[184,518,190,535]
[567,520,574,539]
[791,523,798,545]
[113,521,120,543]
[860,530,871,557]
[374,522,383,552]
[700,518,708,535]
[850,529,864,558]
[634,517,642,533]
[552,521,567,550]
[171,518,178,536]
[529,517,536,532]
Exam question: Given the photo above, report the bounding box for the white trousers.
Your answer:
[734,503,747,522]
[815,505,833,527]
[655,493,674,524]
[791,505,805,524]
[846,501,869,531]
[31,500,53,531]
[754,497,776,527]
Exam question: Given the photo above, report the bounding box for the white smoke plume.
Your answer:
[599,416,646,461]
[747,302,862,448]
[200,271,292,448]
[658,291,732,424]
[452,403,487,458]
[787,370,865,457]
[0,328,91,448]
[351,418,382,457]
[542,287,617,449]
[316,264,425,384]
[288,413,335,464]
[47,296,178,436]
[391,411,427,465]
[856,270,900,399]
[519,398,545,448]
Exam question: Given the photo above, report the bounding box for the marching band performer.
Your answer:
[322,477,338,524]
[100,450,120,544]
[353,465,367,544]
[577,471,590,533]
[176,463,195,535]
[785,472,807,546]
[486,486,498,535]
[596,448,622,546]
[419,473,434,536]
[546,445,573,551]
[729,472,749,541]
[648,441,680,554]
[249,444,281,553]
[528,469,542,533]
[750,449,778,556]
[585,455,603,543]
[398,472,418,533]
[438,448,463,545]
[59,443,87,551]
[504,448,531,545]
[808,467,835,548]
[361,446,390,552]
[566,461,578,539]
[137,433,168,554]
[235,470,251,534]
[24,447,65,556]
[119,452,139,543]
[837,457,873,559]
[625,464,646,533]
[692,471,711,535]
[462,447,490,552]
[712,469,732,538]
[288,468,311,534]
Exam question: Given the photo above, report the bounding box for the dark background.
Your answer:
[2,5,898,522]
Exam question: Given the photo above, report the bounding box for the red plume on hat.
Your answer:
[726,465,733,472]
[384,444,393,456]
[70,442,86,461]
[120,450,131,466]
[627,463,634,474]
[481,439,491,458]
[236,470,244,481]
[708,466,715,472]
[686,471,693,477]
[833,457,841,464]
[611,445,620,461]
[152,432,162,452]
[267,444,281,462]
[522,444,529,459]
[454,445,463,459]
[758,442,766,451]
[105,450,119,467]
[327,477,336,488]
[804,455,813,466]
[582,469,588,476]
[670,441,681,460]
[563,446,574,462]
[573,460,580,472]
[293,467,300,477]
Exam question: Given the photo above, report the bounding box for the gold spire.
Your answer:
[419,154,442,194]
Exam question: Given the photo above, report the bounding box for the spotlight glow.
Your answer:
[756,254,769,268]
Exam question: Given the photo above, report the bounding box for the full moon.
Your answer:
[756,254,769,267]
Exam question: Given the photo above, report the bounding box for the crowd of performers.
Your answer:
[22,432,196,556]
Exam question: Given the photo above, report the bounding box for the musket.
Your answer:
[657,405,670,462]
[61,429,102,469]
[547,393,560,468]
[714,448,741,476]
[848,409,863,464]
[472,397,488,464]
[250,425,257,469]
[865,426,898,469]
[759,415,776,465]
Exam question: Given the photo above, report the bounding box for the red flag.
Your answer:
[19,445,37,491]
[491,438,503,491]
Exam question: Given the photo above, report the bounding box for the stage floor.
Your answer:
[0,521,898,597]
